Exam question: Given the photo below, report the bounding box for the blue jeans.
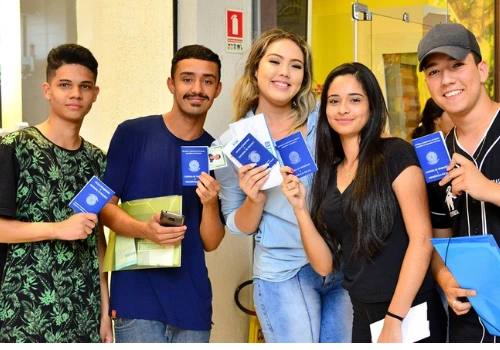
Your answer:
[253,263,353,342]
[113,318,210,343]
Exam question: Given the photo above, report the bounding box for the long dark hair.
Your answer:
[310,62,397,267]
[411,98,444,139]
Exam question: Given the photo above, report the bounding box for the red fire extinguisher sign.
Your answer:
[227,10,243,38]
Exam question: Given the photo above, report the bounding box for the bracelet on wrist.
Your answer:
[386,311,404,322]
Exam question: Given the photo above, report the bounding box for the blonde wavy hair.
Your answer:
[232,27,316,131]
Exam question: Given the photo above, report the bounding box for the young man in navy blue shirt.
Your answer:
[100,45,225,343]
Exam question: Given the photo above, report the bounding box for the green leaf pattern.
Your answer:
[0,127,106,342]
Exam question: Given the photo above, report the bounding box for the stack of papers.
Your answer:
[103,195,183,271]
[222,113,317,190]
[223,113,282,190]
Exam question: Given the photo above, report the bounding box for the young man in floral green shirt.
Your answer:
[0,44,112,343]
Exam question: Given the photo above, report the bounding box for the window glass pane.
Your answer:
[20,0,76,127]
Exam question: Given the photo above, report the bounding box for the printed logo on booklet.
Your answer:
[69,176,115,214]
[411,131,451,183]
[276,131,318,178]
[181,146,209,186]
[230,132,278,168]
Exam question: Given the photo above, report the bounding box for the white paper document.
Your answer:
[222,113,282,190]
[370,302,430,343]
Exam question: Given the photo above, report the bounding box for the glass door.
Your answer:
[353,0,496,141]
[353,2,449,141]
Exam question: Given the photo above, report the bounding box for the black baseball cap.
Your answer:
[417,23,481,72]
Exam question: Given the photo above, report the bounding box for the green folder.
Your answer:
[103,195,182,272]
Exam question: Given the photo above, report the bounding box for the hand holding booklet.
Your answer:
[222,113,317,189]
[411,131,451,183]
[230,132,278,168]
[69,176,114,214]
[222,113,282,190]
[276,131,317,178]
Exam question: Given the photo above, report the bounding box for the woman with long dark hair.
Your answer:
[281,62,447,343]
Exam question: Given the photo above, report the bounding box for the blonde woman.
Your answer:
[213,28,352,343]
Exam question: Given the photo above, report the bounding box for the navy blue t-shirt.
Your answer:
[104,115,215,331]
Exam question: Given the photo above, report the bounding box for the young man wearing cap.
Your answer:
[418,22,500,343]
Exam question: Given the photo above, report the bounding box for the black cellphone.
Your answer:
[159,210,185,227]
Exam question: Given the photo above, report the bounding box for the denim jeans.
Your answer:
[113,318,210,343]
[253,263,353,343]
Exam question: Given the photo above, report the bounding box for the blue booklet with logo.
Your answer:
[181,146,209,186]
[411,131,451,183]
[230,132,278,168]
[69,176,115,214]
[276,131,317,178]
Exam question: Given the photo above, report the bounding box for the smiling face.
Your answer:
[325,74,370,138]
[255,39,304,109]
[42,64,99,124]
[168,58,222,118]
[423,52,488,117]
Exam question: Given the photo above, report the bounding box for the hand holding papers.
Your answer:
[103,195,182,272]
[431,234,500,336]
[411,131,451,183]
[370,302,430,343]
[222,113,282,190]
[230,132,278,168]
[222,114,318,189]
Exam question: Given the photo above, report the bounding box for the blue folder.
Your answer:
[431,234,500,336]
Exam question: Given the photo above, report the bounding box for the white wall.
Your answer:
[76,0,254,343]
[0,0,23,129]
[77,0,173,150]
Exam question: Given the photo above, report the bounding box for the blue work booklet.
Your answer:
[181,146,209,186]
[230,132,278,168]
[276,131,317,178]
[411,131,451,183]
[69,176,114,214]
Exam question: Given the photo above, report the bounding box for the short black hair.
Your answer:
[170,44,221,82]
[46,43,98,83]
